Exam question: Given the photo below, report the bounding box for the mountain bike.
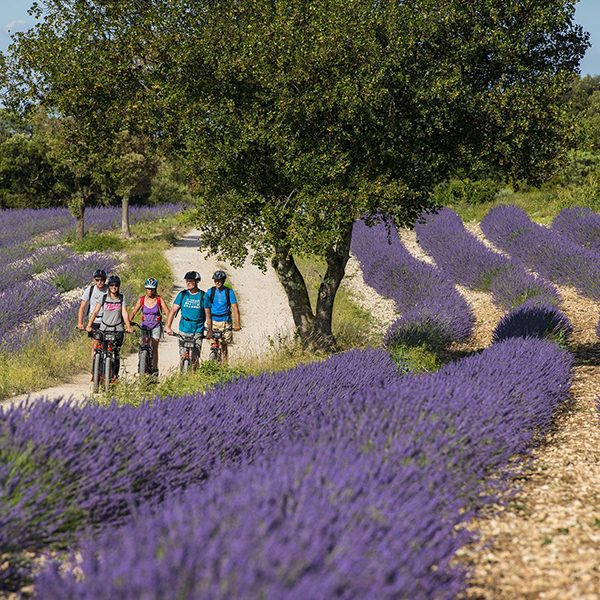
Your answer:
[208,326,233,363]
[132,323,154,376]
[169,331,202,373]
[91,327,122,393]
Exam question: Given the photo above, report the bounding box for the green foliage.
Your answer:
[96,362,247,408]
[68,232,126,253]
[433,178,502,206]
[0,132,62,208]
[389,343,442,373]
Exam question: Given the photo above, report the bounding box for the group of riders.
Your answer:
[77,269,241,381]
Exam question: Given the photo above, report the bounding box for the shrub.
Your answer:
[34,338,573,599]
[433,178,502,205]
[492,301,573,344]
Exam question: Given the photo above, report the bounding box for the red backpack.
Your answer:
[140,295,163,323]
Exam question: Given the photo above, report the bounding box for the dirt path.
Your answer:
[4,230,295,408]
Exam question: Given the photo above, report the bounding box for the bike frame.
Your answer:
[91,328,121,392]
[133,323,154,375]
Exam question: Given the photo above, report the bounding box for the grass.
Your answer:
[450,187,567,224]
[0,215,182,402]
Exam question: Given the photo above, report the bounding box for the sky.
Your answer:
[0,0,600,75]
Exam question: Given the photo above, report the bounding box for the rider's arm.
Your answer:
[87,304,101,330]
[129,298,142,322]
[232,303,241,330]
[160,297,170,316]
[166,303,180,334]
[77,300,88,330]
[205,307,212,337]
[122,304,134,333]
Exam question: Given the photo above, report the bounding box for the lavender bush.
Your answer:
[352,220,474,347]
[492,301,573,343]
[481,204,600,301]
[0,349,401,554]
[33,338,573,598]
[552,206,600,253]
[415,208,560,309]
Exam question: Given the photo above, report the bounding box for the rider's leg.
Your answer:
[192,334,203,372]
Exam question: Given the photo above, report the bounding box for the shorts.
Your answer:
[142,325,162,340]
[212,321,233,344]
[88,321,101,338]
[178,332,204,359]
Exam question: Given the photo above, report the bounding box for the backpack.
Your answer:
[84,284,95,319]
[85,284,107,318]
[179,289,205,323]
[140,294,163,322]
[209,286,232,319]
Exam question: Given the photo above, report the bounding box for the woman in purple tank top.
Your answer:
[129,277,171,374]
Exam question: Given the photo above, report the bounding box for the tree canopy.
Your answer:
[4,0,589,347]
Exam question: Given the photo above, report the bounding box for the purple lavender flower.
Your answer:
[352,220,474,347]
[416,208,560,309]
[31,338,572,599]
[492,301,573,343]
[481,204,600,301]
[552,206,600,253]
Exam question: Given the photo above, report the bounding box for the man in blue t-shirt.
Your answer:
[165,271,212,369]
[206,270,241,364]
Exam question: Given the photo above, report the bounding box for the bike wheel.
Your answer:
[92,353,102,393]
[181,357,190,374]
[209,347,219,362]
[104,355,112,393]
[139,350,149,375]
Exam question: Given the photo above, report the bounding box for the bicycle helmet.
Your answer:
[93,269,107,280]
[184,271,201,281]
[212,270,227,281]
[107,275,121,286]
[145,277,158,289]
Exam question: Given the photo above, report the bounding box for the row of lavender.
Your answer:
[0,205,179,353]
[351,220,474,348]
[1,339,572,597]
[415,208,573,343]
[481,205,600,338]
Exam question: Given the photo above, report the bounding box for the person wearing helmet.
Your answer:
[165,271,212,370]
[87,275,133,380]
[206,270,241,365]
[78,269,109,362]
[129,277,170,374]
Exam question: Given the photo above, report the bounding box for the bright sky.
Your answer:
[1,0,600,75]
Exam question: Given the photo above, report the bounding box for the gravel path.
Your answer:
[4,229,295,408]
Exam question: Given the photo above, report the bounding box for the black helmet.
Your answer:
[107,275,121,286]
[93,269,107,280]
[184,271,201,281]
[212,270,227,281]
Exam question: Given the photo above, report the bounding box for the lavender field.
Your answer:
[1,203,596,597]
[0,205,179,354]
[1,339,572,598]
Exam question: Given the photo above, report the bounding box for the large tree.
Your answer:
[6,0,588,348]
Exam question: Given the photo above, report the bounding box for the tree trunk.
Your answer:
[314,220,353,350]
[121,192,131,238]
[69,190,86,241]
[271,244,316,347]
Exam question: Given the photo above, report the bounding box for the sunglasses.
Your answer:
[94,278,105,282]
[109,284,119,288]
